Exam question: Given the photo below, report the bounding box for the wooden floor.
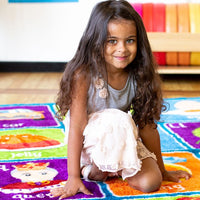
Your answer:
[0,72,61,104]
[0,72,199,104]
[161,74,200,98]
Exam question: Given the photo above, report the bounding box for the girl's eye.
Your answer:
[126,39,135,44]
[107,40,117,44]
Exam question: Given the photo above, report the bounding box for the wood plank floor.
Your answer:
[0,72,199,104]
[0,72,61,104]
[161,74,200,98]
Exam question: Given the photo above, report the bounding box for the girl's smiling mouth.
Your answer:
[114,55,128,61]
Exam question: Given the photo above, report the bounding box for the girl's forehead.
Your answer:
[107,19,137,36]
[108,18,136,25]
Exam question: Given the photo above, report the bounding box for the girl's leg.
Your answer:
[126,157,162,193]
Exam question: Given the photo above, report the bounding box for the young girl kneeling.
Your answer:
[51,0,191,199]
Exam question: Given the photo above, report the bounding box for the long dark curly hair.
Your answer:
[56,0,166,128]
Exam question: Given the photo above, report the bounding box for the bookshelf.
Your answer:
[147,32,200,74]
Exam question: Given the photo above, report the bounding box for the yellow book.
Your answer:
[189,3,200,65]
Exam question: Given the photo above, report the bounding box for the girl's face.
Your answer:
[104,19,137,72]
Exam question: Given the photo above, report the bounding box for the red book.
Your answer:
[143,3,153,32]
[152,4,166,66]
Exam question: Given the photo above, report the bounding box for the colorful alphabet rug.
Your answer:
[0,97,200,200]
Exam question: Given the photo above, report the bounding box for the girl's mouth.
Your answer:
[114,56,128,61]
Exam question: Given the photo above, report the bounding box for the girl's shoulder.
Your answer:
[73,66,91,89]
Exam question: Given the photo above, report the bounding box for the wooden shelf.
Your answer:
[157,66,200,74]
[148,33,200,52]
[147,33,200,74]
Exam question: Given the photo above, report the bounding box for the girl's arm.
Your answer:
[139,124,191,182]
[68,71,89,183]
[51,71,92,199]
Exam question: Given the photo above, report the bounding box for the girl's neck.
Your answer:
[106,69,129,90]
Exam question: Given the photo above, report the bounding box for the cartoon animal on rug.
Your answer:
[0,109,45,120]
[0,162,64,194]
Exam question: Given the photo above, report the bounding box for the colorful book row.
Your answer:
[131,3,200,66]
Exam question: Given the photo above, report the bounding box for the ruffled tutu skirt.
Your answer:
[64,108,156,180]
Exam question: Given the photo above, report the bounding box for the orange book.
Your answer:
[165,4,178,66]
[177,3,190,66]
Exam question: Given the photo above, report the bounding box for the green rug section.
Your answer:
[0,128,67,160]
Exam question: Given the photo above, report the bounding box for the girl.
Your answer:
[51,0,191,199]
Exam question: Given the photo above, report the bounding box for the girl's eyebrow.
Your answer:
[107,35,137,39]
[128,35,137,38]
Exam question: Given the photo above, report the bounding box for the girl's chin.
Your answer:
[106,61,132,70]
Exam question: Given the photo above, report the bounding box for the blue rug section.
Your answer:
[159,97,200,152]
[158,124,189,152]
[161,97,200,123]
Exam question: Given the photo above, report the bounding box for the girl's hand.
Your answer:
[50,176,92,199]
[162,170,192,183]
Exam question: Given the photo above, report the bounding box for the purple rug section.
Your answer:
[0,105,58,128]
[165,122,200,149]
[0,159,104,199]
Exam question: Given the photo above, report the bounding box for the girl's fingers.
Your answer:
[185,173,192,179]
[59,193,72,200]
[80,187,93,195]
[163,170,192,183]
[51,188,75,198]
[58,188,92,199]
[178,170,192,180]
[170,170,192,182]
[169,175,180,183]
[50,185,93,199]
[50,188,64,197]
[58,190,77,199]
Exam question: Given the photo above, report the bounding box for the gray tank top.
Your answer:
[87,74,136,114]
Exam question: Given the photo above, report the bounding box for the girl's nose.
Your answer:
[117,41,126,52]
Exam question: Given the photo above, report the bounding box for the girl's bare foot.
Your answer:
[81,164,108,181]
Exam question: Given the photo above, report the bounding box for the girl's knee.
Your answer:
[127,171,162,193]
[139,176,162,193]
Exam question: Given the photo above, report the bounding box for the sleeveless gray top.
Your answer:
[87,74,136,114]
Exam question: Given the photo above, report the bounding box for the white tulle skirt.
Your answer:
[64,108,156,180]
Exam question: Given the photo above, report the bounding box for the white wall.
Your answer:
[0,0,199,62]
